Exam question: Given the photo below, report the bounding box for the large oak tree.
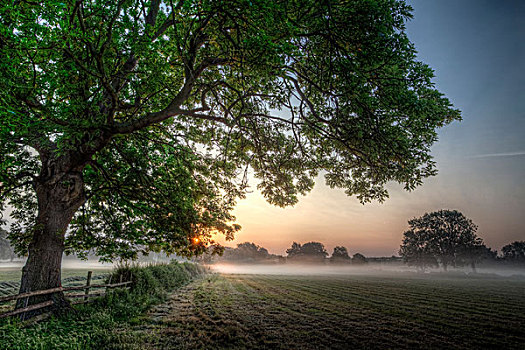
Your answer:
[399,210,488,271]
[1,0,459,314]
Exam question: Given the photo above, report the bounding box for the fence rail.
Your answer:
[0,271,131,320]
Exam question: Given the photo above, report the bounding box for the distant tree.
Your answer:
[194,244,225,264]
[399,210,487,271]
[199,242,272,263]
[331,246,351,263]
[457,245,497,272]
[286,242,303,259]
[501,241,525,263]
[258,247,270,258]
[236,242,260,260]
[236,242,269,261]
[0,228,16,261]
[300,242,328,261]
[352,253,368,265]
[286,241,327,262]
[219,247,237,261]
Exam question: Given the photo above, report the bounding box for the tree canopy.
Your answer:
[399,210,489,271]
[0,0,460,263]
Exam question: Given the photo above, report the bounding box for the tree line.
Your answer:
[198,241,368,265]
[3,213,523,271]
[197,209,525,270]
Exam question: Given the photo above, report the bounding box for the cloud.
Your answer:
[471,151,525,158]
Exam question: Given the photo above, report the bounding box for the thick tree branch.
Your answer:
[113,57,230,135]
[145,0,161,28]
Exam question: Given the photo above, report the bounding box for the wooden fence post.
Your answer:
[1,272,135,319]
[84,271,92,303]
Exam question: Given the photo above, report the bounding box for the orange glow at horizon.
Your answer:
[210,168,518,257]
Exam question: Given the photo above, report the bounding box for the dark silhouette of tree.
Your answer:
[399,229,438,271]
[457,245,497,272]
[352,253,368,265]
[286,241,327,262]
[235,242,270,261]
[301,242,328,260]
[198,242,274,263]
[501,241,525,263]
[399,210,488,271]
[331,246,351,263]
[286,242,303,259]
[258,247,270,257]
[0,0,460,314]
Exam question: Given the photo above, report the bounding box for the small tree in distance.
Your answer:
[301,242,328,260]
[457,244,496,272]
[399,210,488,272]
[235,242,270,261]
[501,241,525,264]
[286,242,328,262]
[286,242,303,259]
[331,246,351,264]
[352,253,368,265]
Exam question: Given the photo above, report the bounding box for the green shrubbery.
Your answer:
[0,261,206,350]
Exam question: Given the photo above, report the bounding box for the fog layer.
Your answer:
[210,263,525,277]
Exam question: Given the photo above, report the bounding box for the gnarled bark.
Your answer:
[16,164,86,320]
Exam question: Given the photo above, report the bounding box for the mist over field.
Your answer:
[210,262,525,278]
[2,259,523,278]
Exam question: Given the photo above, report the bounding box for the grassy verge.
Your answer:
[0,261,206,350]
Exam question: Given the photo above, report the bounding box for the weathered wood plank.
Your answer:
[0,300,54,319]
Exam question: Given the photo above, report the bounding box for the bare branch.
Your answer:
[178,110,228,125]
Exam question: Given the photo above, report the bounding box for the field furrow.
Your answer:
[136,273,525,349]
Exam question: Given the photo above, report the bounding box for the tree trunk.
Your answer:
[16,167,85,320]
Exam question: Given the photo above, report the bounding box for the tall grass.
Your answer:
[0,261,206,350]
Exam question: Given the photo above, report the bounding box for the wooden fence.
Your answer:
[0,271,132,320]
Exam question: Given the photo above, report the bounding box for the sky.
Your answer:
[214,0,525,256]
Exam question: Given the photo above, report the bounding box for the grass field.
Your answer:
[0,268,112,283]
[1,266,524,349]
[127,272,525,349]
